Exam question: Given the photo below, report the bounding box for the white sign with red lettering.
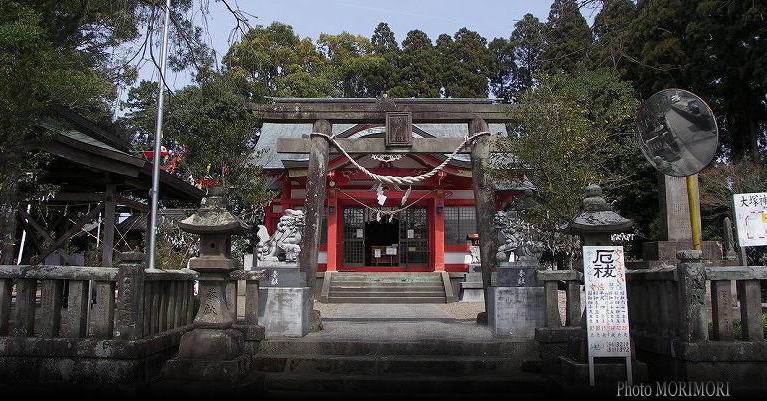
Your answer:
[734,192,767,247]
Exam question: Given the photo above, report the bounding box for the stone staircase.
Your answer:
[324,272,449,304]
[251,338,557,397]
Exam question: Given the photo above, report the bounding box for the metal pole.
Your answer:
[148,0,172,270]
[15,204,31,264]
[686,175,702,251]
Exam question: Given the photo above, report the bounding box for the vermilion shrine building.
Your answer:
[252,98,530,274]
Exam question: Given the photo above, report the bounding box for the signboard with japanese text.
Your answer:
[733,192,767,247]
[583,246,631,358]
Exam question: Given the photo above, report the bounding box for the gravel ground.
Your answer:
[437,302,484,321]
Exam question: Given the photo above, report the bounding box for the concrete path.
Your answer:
[297,302,530,342]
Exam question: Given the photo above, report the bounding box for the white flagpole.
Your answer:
[147,0,172,270]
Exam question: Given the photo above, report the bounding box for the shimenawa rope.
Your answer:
[310,130,491,186]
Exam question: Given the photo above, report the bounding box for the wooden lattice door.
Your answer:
[342,207,365,266]
[399,207,429,267]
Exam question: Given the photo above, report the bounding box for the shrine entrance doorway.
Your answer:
[341,206,429,270]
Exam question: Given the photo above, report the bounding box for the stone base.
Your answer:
[460,289,484,303]
[460,272,484,302]
[642,240,722,262]
[487,286,544,337]
[258,286,311,337]
[560,356,648,384]
[163,328,248,383]
[0,326,190,384]
[163,355,250,383]
[232,323,265,341]
[535,326,582,366]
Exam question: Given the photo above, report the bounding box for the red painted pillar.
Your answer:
[326,189,339,271]
[433,191,445,272]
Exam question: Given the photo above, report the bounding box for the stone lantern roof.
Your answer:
[564,184,633,235]
[178,187,250,235]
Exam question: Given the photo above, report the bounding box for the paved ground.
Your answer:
[306,302,524,342]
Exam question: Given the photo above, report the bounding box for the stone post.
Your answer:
[164,187,251,383]
[676,250,708,342]
[115,251,145,340]
[469,118,495,319]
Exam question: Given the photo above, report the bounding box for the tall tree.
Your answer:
[488,38,518,102]
[510,13,546,94]
[592,0,637,74]
[390,30,441,97]
[541,0,594,74]
[317,31,387,97]
[628,0,766,161]
[223,22,336,99]
[437,28,492,97]
[369,22,401,96]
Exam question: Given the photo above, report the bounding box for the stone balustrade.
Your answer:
[534,269,584,365]
[228,269,266,341]
[0,257,201,384]
[626,263,766,346]
[625,266,679,343]
[0,264,197,340]
[625,251,767,383]
[537,269,583,328]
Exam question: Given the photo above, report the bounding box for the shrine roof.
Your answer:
[252,122,510,170]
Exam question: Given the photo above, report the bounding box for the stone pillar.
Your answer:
[643,174,723,261]
[299,119,330,292]
[676,250,708,342]
[115,251,145,340]
[469,118,495,316]
[164,188,251,383]
[660,174,696,241]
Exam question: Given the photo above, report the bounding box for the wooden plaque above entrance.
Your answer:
[386,112,412,147]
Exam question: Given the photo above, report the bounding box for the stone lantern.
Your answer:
[164,187,250,383]
[565,184,633,248]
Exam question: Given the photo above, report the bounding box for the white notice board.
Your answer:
[733,192,767,247]
[583,245,632,385]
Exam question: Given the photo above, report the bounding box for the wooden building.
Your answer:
[8,105,204,266]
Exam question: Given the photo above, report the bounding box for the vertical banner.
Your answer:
[733,192,767,247]
[583,245,632,385]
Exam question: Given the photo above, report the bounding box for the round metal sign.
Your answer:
[636,89,719,177]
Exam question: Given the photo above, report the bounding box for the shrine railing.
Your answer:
[0,262,197,340]
[625,258,766,357]
[228,269,265,340]
[537,269,584,328]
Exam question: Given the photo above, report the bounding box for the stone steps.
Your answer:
[262,372,553,394]
[255,354,529,375]
[331,290,445,297]
[253,338,551,395]
[327,272,447,304]
[257,338,539,357]
[326,296,447,304]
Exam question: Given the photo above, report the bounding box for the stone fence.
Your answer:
[0,252,265,387]
[0,252,200,385]
[534,269,584,364]
[626,250,766,383]
[534,251,767,383]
